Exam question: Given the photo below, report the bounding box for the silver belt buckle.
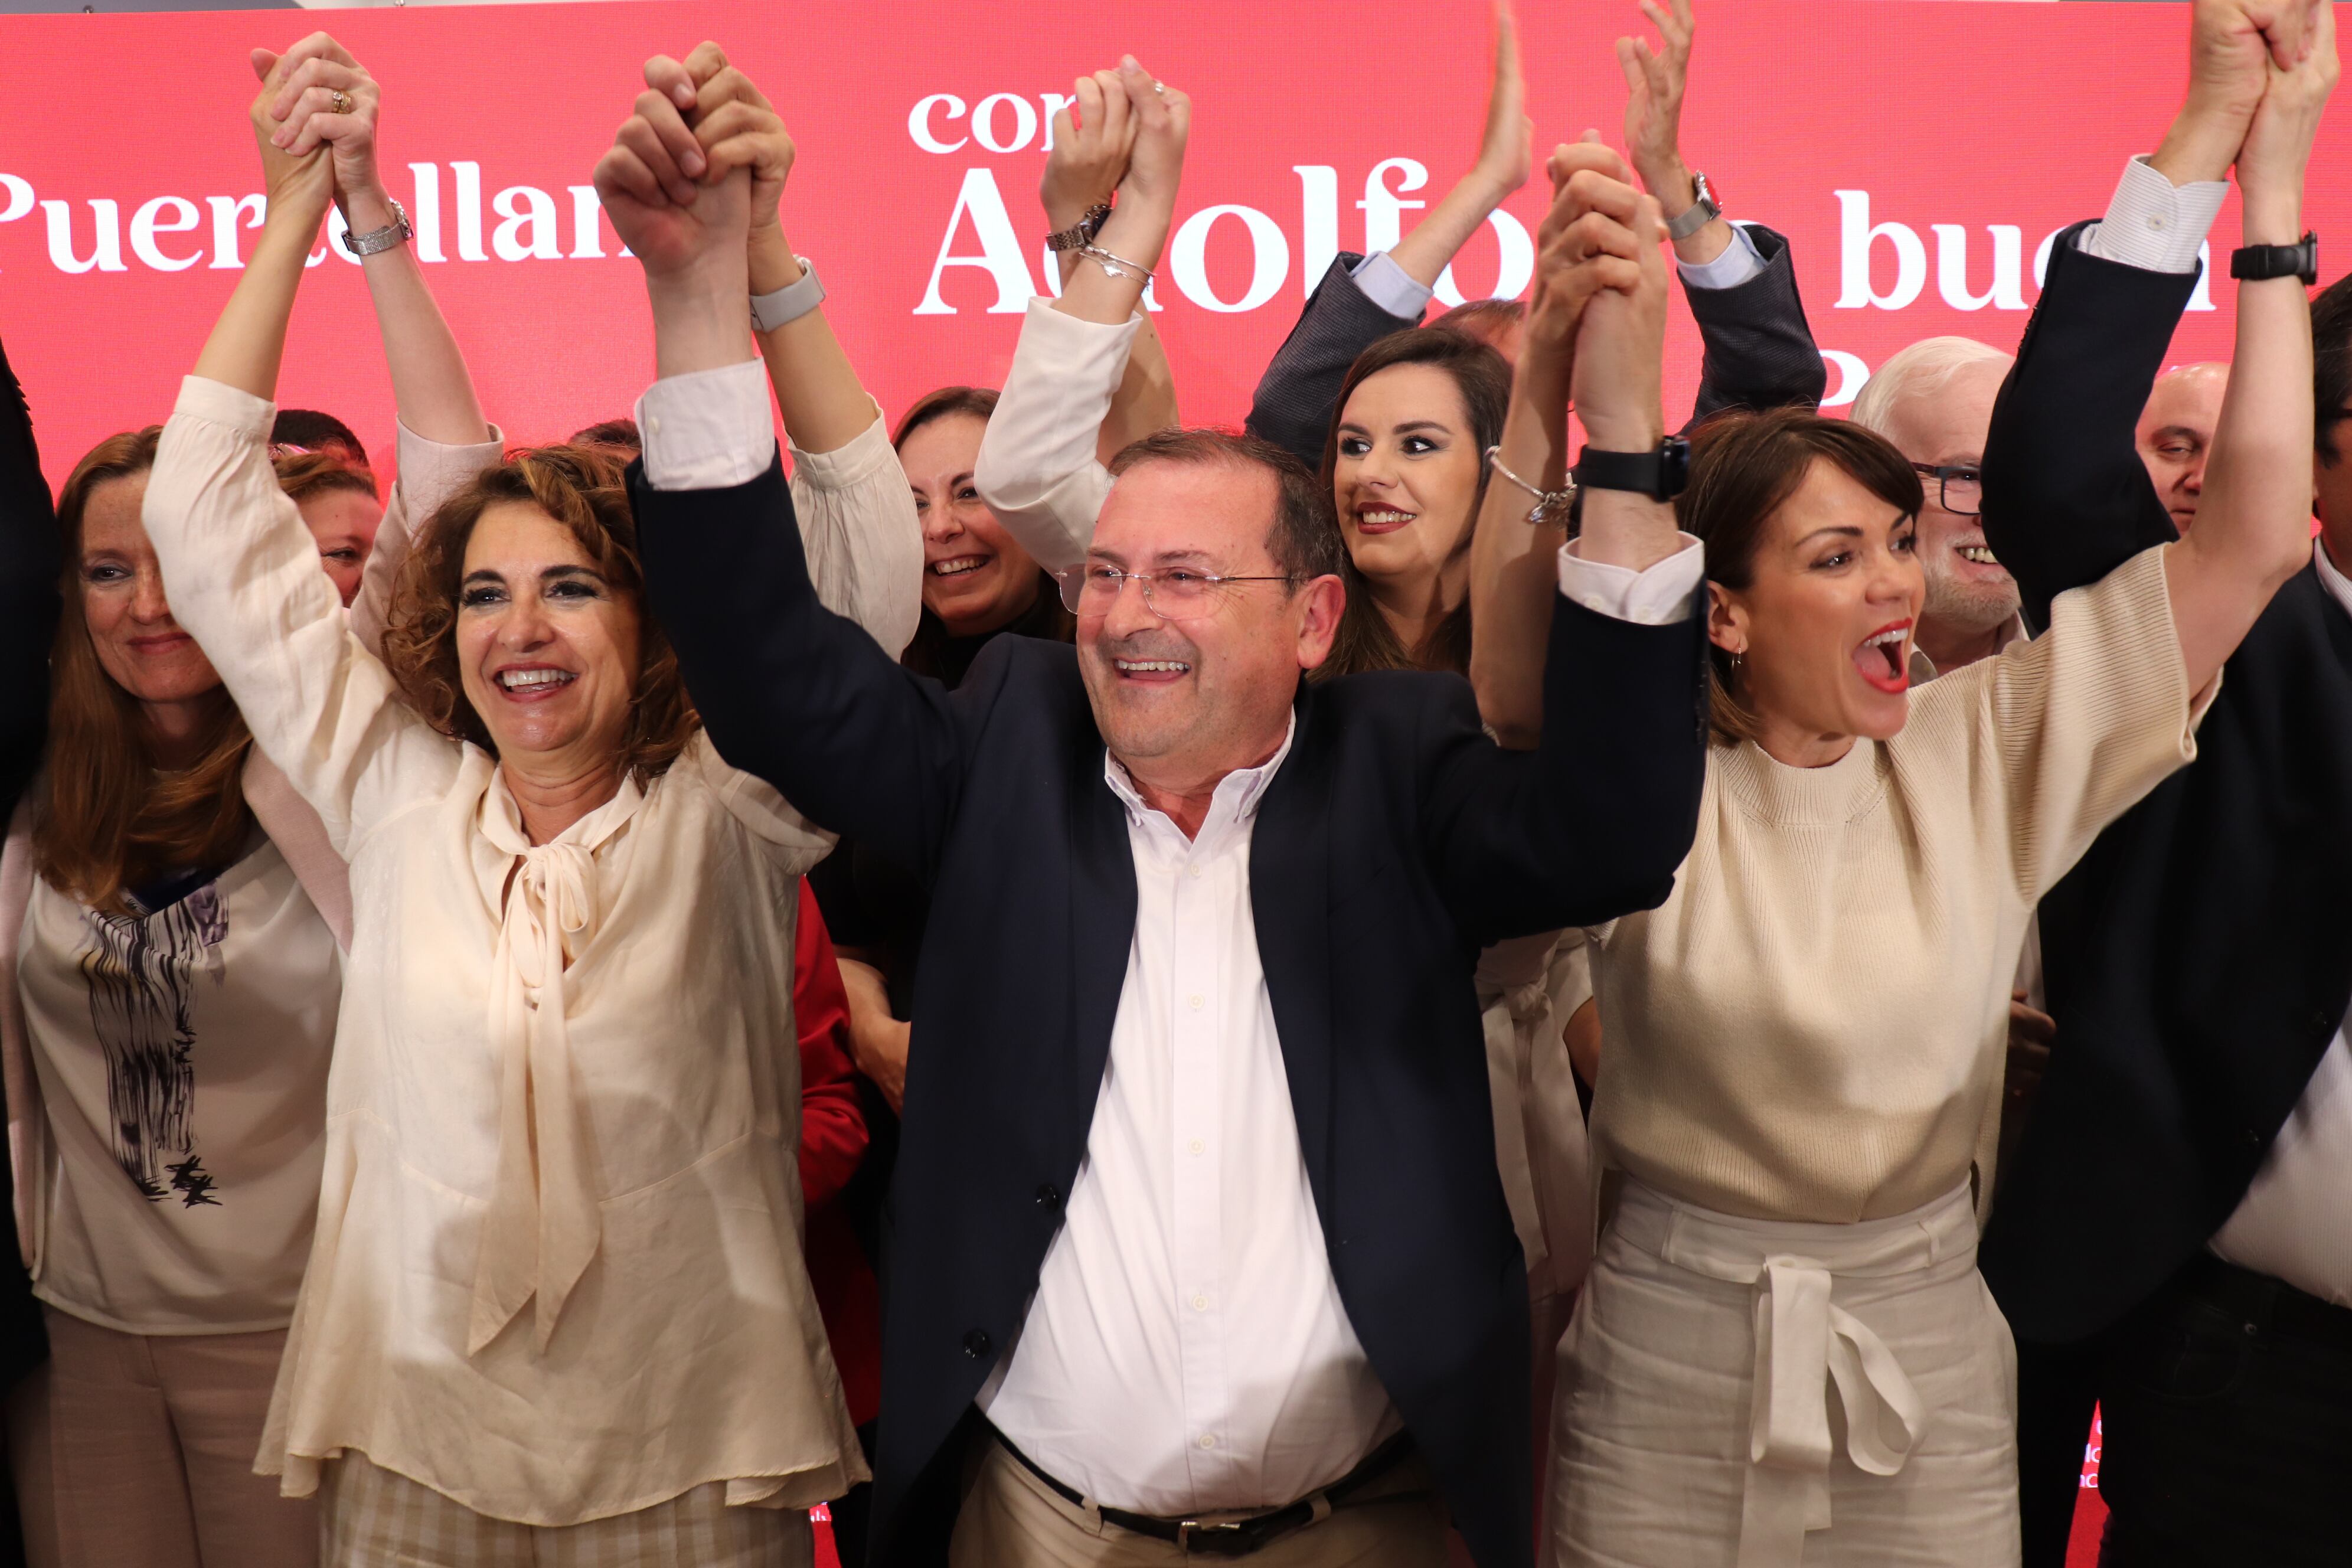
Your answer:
[1175,1518,1247,1554]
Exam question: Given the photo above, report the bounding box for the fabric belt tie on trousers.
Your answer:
[1611,1178,1977,1568]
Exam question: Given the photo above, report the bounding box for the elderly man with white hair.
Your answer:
[1851,336,2023,676]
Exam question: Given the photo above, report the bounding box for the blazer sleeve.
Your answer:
[1681,224,1827,430]
[0,328,60,825]
[1980,220,2197,632]
[1421,587,1710,946]
[632,456,972,881]
[1244,253,1423,473]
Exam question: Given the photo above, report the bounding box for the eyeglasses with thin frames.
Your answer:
[1912,462,1983,518]
[1052,563,1296,621]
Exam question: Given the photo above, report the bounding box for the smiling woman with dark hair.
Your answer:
[1468,86,2329,1559]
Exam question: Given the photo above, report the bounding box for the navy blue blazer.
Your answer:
[632,458,1709,1567]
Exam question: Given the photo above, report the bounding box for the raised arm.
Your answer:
[262,34,505,653]
[2162,0,2336,695]
[1040,69,1180,458]
[0,326,60,822]
[1616,0,1826,424]
[603,49,922,654]
[1470,146,1641,747]
[602,56,966,870]
[971,59,1187,571]
[1981,0,2279,629]
[1433,162,1707,940]
[147,51,448,849]
[1244,4,1531,471]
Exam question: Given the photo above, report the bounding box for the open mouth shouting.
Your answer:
[1851,620,1912,695]
[492,664,578,702]
[1353,502,1418,537]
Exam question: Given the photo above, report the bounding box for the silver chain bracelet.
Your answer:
[1077,243,1154,286]
[1487,446,1576,527]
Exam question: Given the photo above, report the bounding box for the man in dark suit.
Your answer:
[605,67,1709,1565]
[1975,3,2345,1562]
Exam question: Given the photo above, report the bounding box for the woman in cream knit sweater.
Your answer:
[1469,21,2332,1562]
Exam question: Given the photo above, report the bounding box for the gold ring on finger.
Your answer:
[330,90,351,115]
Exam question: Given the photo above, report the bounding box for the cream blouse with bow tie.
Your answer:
[144,373,920,1526]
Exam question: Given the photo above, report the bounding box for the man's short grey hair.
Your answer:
[1849,337,2015,437]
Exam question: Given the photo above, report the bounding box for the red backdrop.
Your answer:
[0,5,2317,1557]
[2,0,2346,491]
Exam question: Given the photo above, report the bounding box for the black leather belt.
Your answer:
[994,1427,1418,1556]
[2180,1252,2352,1355]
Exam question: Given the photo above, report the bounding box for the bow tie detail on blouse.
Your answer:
[467,777,641,1358]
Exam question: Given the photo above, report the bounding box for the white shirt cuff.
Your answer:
[2078,155,2227,276]
[1675,224,1767,292]
[1554,534,1705,625]
[634,360,778,491]
[1350,251,1435,320]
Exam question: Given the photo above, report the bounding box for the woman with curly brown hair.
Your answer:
[142,37,914,1566]
[0,39,509,1567]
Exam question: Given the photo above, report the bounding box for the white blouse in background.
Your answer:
[142,369,919,1525]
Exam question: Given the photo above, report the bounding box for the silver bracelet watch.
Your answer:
[1665,171,1721,242]
[749,258,826,334]
[344,197,413,258]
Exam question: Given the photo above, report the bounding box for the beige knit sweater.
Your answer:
[1589,545,2204,1224]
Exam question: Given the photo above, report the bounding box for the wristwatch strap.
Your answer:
[345,197,413,259]
[2230,232,2318,286]
[1664,172,1720,243]
[1573,437,1693,502]
[1046,202,1113,253]
[750,258,827,334]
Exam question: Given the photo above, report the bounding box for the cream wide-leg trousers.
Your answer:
[1549,1180,2020,1568]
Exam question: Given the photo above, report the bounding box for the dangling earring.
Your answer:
[1730,650,1745,672]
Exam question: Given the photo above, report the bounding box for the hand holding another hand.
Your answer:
[1562,176,1670,453]
[244,48,335,224]
[2234,0,2337,237]
[1105,57,1189,237]
[256,33,384,221]
[1043,68,1138,234]
[594,48,753,284]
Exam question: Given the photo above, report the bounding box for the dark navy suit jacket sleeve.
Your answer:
[1981,220,2199,629]
[0,325,60,822]
[631,456,975,880]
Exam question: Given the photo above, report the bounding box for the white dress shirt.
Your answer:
[979,717,1406,1515]
[2209,540,2352,1308]
[972,292,1702,1511]
[982,533,1703,1516]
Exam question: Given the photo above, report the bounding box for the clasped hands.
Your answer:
[1526,139,1670,452]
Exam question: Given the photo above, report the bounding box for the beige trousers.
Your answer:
[949,1440,1448,1568]
[1550,1181,2019,1568]
[28,1305,314,1568]
[321,1452,816,1568]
